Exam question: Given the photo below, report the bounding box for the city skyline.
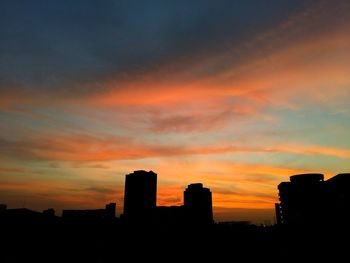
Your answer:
[2,171,349,261]
[1,0,350,224]
[2,169,348,225]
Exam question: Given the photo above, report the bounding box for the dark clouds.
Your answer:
[0,0,307,93]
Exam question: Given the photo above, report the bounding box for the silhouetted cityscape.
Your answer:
[1,170,349,262]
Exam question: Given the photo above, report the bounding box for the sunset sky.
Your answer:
[1,0,350,223]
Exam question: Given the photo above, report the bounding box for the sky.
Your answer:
[1,0,350,224]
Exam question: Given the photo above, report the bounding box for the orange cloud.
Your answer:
[2,133,350,165]
[1,133,350,165]
[69,2,350,114]
[1,1,349,116]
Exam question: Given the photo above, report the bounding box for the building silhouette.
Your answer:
[123,170,157,222]
[184,183,213,225]
[277,173,325,225]
[0,208,44,224]
[62,203,116,222]
[274,203,282,225]
[43,208,55,217]
[1,170,217,230]
[276,173,350,226]
[105,202,116,219]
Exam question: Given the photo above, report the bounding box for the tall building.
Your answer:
[277,173,325,225]
[123,170,157,222]
[276,173,350,226]
[184,183,213,225]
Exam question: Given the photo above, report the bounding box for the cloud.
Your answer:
[0,166,32,174]
[2,0,349,134]
[148,110,237,133]
[84,187,116,195]
[0,0,306,92]
[158,196,182,205]
[215,196,275,206]
[213,207,274,224]
[1,132,350,166]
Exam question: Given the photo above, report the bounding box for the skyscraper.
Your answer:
[277,173,325,225]
[184,183,213,225]
[123,170,157,222]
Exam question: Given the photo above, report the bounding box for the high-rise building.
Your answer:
[184,183,213,225]
[123,170,157,222]
[277,173,350,226]
[277,173,325,225]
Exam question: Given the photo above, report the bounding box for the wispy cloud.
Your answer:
[1,133,350,164]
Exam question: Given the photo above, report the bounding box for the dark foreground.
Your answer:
[1,218,348,262]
